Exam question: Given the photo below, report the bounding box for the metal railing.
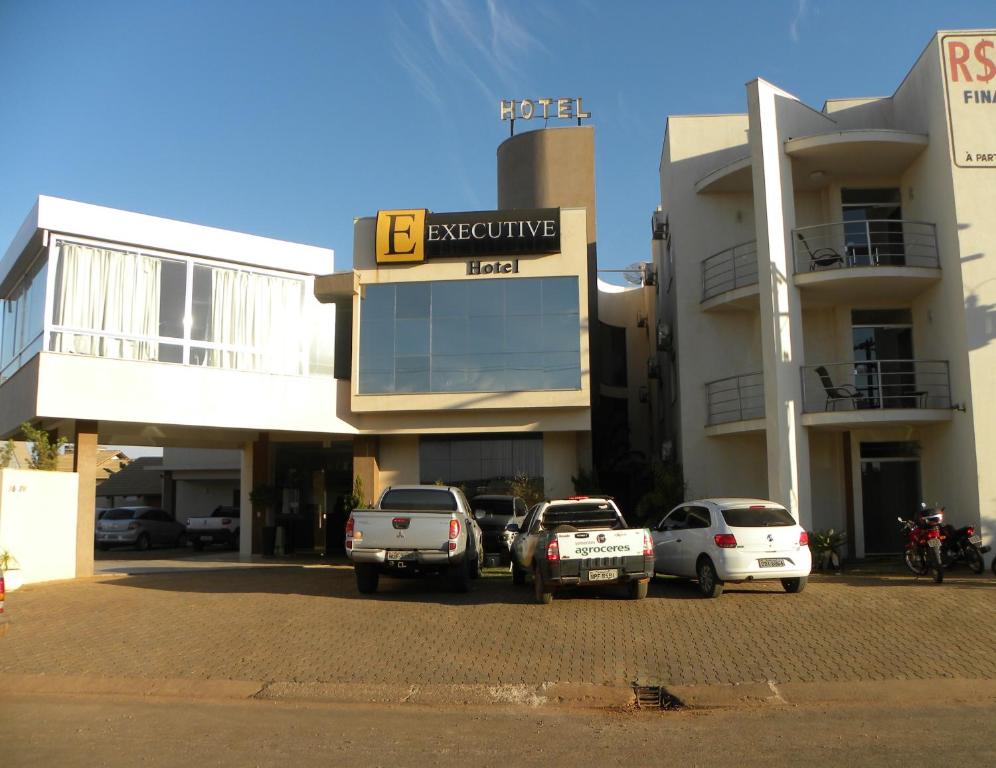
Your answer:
[701,240,758,301]
[801,360,951,413]
[792,220,938,274]
[705,371,764,425]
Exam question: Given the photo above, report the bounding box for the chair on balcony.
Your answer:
[815,366,862,411]
[796,232,845,271]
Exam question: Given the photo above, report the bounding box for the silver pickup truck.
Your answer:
[345,485,484,594]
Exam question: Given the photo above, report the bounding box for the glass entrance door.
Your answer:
[852,309,916,408]
[860,442,920,555]
[841,188,904,265]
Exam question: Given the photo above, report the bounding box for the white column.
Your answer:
[747,79,813,528]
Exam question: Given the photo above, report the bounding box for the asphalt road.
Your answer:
[4,692,995,768]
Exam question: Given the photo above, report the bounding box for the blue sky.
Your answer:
[1,1,993,282]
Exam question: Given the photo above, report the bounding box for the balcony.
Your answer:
[701,240,759,310]
[705,372,765,435]
[792,220,941,305]
[800,360,953,429]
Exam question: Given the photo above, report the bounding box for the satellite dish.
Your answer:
[623,262,644,285]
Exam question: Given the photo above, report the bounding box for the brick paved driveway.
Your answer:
[2,566,994,687]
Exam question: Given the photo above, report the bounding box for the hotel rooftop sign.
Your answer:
[500,98,590,135]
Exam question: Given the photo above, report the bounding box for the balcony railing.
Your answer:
[706,371,764,425]
[792,220,938,274]
[701,240,758,301]
[801,360,951,413]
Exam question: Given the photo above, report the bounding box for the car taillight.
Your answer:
[546,538,560,561]
[714,533,737,548]
[966,527,975,536]
[799,531,809,546]
[221,518,232,525]
[345,517,354,537]
[127,522,139,530]
[643,531,653,557]
[449,519,460,539]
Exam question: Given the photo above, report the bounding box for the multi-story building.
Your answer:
[653,29,995,559]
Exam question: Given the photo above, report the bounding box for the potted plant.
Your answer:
[808,529,848,571]
[0,548,23,591]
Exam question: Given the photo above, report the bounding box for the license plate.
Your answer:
[969,534,982,545]
[758,558,785,568]
[928,538,941,549]
[587,568,617,582]
[387,551,412,561]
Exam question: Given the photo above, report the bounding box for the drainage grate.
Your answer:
[633,684,683,711]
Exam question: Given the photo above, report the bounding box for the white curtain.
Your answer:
[205,267,304,375]
[52,243,162,361]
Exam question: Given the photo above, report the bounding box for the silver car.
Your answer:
[95,507,185,551]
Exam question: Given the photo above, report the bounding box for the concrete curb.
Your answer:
[6,673,996,711]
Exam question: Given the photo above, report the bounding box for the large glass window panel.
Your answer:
[396,283,430,319]
[431,282,468,318]
[543,313,581,352]
[396,317,429,356]
[505,279,541,315]
[432,318,469,356]
[358,277,580,394]
[542,278,578,314]
[190,264,213,342]
[505,315,543,352]
[467,282,504,317]
[158,259,186,338]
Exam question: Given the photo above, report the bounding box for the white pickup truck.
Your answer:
[345,485,484,594]
[184,506,241,550]
[508,496,654,604]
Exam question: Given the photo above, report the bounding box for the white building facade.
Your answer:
[654,30,996,560]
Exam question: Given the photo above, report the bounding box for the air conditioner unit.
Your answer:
[651,210,668,240]
[656,321,673,352]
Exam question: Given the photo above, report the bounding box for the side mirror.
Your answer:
[504,523,520,533]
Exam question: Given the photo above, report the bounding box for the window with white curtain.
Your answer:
[46,239,322,377]
[0,257,48,381]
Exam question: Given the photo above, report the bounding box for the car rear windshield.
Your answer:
[103,509,137,520]
[212,508,240,517]
[470,498,513,515]
[721,507,795,527]
[541,503,624,530]
[380,489,458,511]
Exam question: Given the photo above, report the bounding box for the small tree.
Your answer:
[634,460,686,524]
[344,475,367,515]
[0,439,14,469]
[20,422,68,471]
[509,473,544,506]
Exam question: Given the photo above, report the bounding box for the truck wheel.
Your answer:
[511,562,526,586]
[629,580,648,600]
[533,566,553,604]
[355,564,379,594]
[230,529,240,551]
[192,540,204,551]
[470,546,482,579]
[449,562,470,593]
[135,533,151,552]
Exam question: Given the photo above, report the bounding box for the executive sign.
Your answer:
[942,32,996,167]
[375,208,560,264]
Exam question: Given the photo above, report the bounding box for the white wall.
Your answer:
[0,468,79,585]
[175,479,239,525]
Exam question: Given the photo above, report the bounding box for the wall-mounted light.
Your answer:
[809,170,827,182]
[951,402,967,413]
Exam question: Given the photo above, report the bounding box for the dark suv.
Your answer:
[469,495,528,560]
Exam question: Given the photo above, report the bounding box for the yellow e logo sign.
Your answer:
[376,209,426,263]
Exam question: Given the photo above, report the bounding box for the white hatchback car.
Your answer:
[651,498,812,598]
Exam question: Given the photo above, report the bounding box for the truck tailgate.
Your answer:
[351,509,455,552]
[557,529,646,560]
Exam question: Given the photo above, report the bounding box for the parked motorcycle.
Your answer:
[937,509,990,574]
[897,506,945,583]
